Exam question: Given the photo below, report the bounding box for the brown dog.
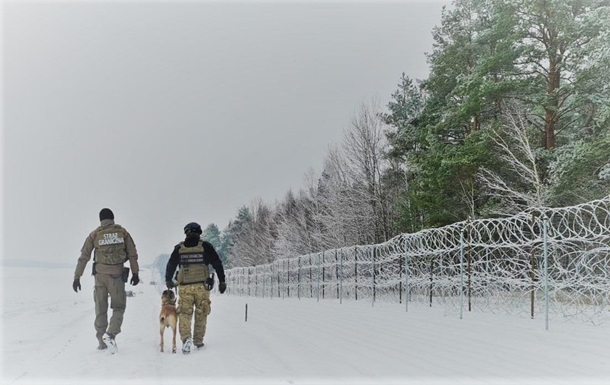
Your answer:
[159,289,178,353]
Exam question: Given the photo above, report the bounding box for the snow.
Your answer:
[1,265,610,385]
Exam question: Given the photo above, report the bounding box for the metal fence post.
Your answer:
[372,247,376,307]
[354,246,358,301]
[543,215,549,331]
[460,231,465,320]
[405,237,409,312]
[310,255,313,298]
[340,249,344,304]
[317,253,321,302]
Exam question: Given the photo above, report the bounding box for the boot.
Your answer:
[103,332,118,354]
[96,332,107,350]
[182,337,193,355]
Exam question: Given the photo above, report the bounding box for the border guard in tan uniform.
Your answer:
[72,208,140,353]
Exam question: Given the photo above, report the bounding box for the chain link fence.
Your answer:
[225,196,610,324]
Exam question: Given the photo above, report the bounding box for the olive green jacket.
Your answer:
[74,219,139,279]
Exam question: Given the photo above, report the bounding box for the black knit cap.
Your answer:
[99,208,114,221]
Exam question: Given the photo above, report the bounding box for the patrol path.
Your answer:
[2,266,610,385]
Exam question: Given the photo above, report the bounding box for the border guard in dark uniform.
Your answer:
[165,222,226,354]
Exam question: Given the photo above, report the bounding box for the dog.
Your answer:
[159,289,178,353]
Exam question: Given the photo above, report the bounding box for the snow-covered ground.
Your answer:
[1,265,609,385]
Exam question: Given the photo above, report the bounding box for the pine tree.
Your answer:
[202,223,229,266]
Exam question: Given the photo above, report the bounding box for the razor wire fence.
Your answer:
[224,196,610,324]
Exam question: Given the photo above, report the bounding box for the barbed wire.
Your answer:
[225,196,610,324]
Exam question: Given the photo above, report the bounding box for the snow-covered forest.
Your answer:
[189,0,610,269]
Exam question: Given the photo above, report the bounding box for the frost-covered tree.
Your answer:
[223,206,252,267]
[312,147,362,248]
[342,99,393,243]
[272,190,318,259]
[383,0,610,226]
[478,102,551,214]
[383,73,426,161]
[202,223,228,266]
[511,0,610,149]
[202,223,221,249]
[549,131,610,205]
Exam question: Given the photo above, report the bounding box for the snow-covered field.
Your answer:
[1,265,610,385]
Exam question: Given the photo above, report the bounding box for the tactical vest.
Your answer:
[93,224,128,265]
[176,240,209,285]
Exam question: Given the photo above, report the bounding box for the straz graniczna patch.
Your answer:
[98,232,125,246]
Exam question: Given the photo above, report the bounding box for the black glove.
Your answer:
[166,280,175,289]
[73,278,81,293]
[219,281,226,294]
[206,277,215,290]
[130,274,140,286]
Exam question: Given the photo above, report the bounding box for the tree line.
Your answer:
[203,0,610,268]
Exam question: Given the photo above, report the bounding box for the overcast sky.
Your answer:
[2,0,450,267]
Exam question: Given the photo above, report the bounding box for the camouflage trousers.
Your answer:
[94,273,126,342]
[177,283,211,345]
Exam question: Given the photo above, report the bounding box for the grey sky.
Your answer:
[2,0,450,266]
